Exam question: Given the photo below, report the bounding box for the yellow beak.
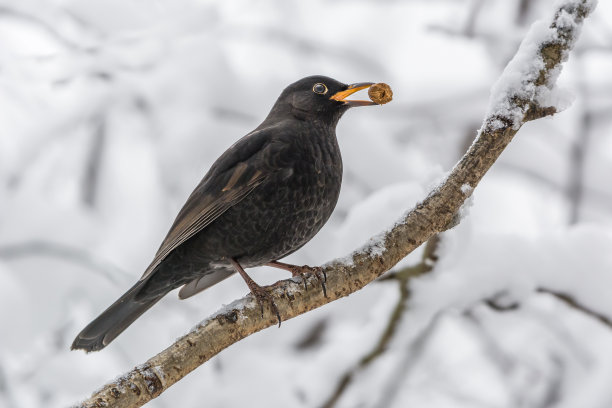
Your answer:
[330,82,376,106]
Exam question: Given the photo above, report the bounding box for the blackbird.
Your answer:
[72,75,380,352]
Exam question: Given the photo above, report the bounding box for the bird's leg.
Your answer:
[266,261,327,297]
[230,259,281,326]
[267,261,308,290]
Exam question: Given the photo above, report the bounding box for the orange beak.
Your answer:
[330,82,376,106]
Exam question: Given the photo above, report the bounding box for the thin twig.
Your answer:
[537,288,612,330]
[82,114,107,207]
[0,240,129,285]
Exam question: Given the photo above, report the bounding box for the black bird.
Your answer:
[71,76,379,352]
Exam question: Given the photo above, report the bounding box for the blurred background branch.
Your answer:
[321,235,440,408]
[0,240,128,284]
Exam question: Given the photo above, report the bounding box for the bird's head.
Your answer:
[266,75,376,126]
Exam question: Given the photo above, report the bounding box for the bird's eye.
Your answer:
[312,83,328,94]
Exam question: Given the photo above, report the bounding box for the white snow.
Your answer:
[460,183,473,195]
[483,0,595,131]
[458,190,475,220]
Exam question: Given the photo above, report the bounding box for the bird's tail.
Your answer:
[71,279,164,352]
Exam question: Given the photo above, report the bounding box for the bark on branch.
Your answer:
[75,1,596,406]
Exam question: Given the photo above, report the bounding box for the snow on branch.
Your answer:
[485,0,596,131]
[74,1,596,407]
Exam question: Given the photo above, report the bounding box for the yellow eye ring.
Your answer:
[312,83,328,94]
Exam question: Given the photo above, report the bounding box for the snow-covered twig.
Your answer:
[74,1,597,407]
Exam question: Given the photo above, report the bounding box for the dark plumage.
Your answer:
[72,75,379,352]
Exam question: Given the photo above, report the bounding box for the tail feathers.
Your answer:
[71,281,164,352]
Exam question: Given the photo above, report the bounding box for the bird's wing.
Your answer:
[140,127,289,280]
[178,269,235,299]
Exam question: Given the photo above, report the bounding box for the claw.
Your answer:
[311,266,328,298]
[266,261,327,298]
[250,284,281,327]
[231,258,282,327]
[289,270,308,291]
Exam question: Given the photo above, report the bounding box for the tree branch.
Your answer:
[537,287,612,330]
[321,235,441,408]
[74,1,596,407]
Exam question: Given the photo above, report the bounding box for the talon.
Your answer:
[231,258,282,326]
[311,266,328,298]
[290,269,308,290]
[295,265,327,298]
[250,284,281,326]
[266,261,327,298]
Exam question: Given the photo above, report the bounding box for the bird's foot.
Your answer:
[249,283,281,327]
[266,261,327,298]
[230,258,281,326]
[294,265,327,298]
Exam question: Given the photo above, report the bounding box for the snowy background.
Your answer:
[1,0,612,407]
